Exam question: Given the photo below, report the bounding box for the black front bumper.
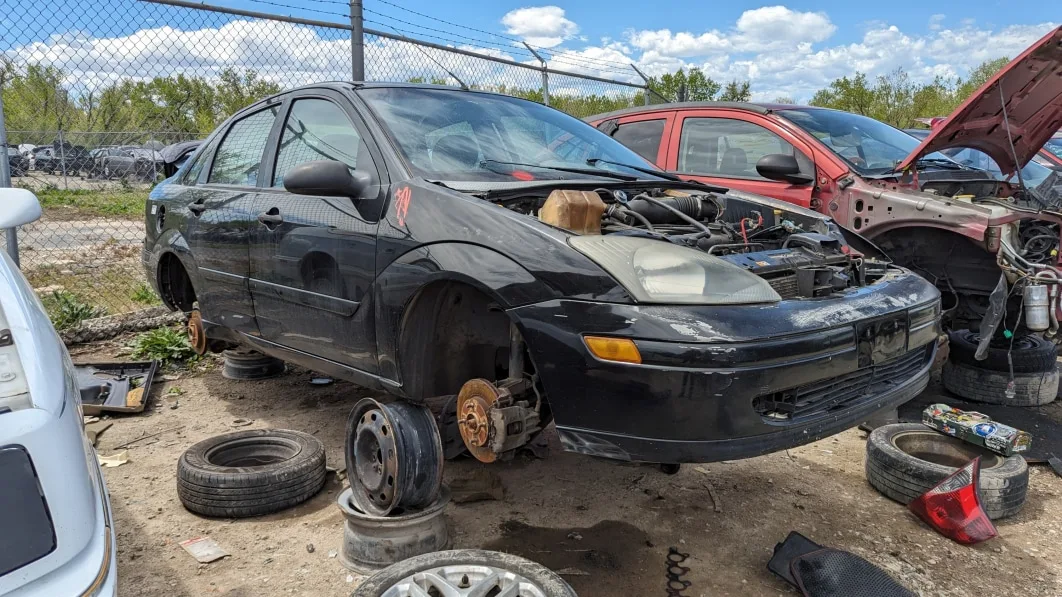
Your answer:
[509,270,940,463]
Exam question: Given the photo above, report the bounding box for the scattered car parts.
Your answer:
[865,423,1027,519]
[666,547,692,597]
[220,348,285,380]
[338,485,450,573]
[351,549,577,597]
[946,329,1058,374]
[907,457,999,544]
[75,360,159,415]
[922,403,1031,457]
[768,531,913,597]
[941,360,1058,406]
[344,397,443,516]
[176,428,326,518]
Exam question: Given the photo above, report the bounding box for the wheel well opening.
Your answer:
[398,281,515,400]
[157,253,196,312]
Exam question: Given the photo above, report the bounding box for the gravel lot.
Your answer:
[74,339,1062,597]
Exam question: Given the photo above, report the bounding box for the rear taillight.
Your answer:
[907,456,997,544]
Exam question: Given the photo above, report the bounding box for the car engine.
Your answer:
[513,186,893,299]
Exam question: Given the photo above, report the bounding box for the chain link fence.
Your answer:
[0,0,655,340]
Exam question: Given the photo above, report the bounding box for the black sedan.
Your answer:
[6,146,28,176]
[144,83,940,515]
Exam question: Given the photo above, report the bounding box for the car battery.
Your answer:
[922,403,1031,457]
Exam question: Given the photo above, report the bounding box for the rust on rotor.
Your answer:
[456,378,509,463]
[187,309,207,355]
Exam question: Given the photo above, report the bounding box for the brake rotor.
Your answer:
[457,379,508,463]
[187,309,207,355]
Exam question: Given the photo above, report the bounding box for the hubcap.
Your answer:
[381,565,548,597]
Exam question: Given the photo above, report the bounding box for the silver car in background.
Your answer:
[0,189,117,596]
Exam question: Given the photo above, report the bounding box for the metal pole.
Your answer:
[630,64,652,106]
[523,42,549,107]
[58,129,68,189]
[349,0,364,81]
[0,92,18,267]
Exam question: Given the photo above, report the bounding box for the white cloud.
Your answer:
[929,14,946,31]
[501,6,578,48]
[735,6,836,46]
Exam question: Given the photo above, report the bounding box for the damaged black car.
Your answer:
[144,83,940,514]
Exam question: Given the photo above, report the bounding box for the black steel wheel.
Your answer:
[345,398,443,516]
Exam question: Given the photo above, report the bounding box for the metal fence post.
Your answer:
[349,0,364,81]
[0,90,18,267]
[523,43,548,107]
[630,64,651,106]
[57,128,69,189]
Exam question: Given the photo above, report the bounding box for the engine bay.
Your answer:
[500,185,894,299]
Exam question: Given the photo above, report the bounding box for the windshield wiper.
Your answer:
[480,159,637,181]
[913,157,969,171]
[585,158,682,181]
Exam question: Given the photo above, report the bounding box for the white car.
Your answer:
[0,189,117,596]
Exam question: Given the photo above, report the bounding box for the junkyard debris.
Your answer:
[85,420,113,446]
[113,425,184,450]
[97,451,129,467]
[306,543,315,554]
[555,567,590,576]
[922,403,1032,456]
[227,418,253,428]
[310,377,334,386]
[179,536,230,564]
[768,531,913,596]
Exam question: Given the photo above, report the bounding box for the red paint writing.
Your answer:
[395,186,412,227]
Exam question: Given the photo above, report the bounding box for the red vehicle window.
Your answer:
[676,117,813,181]
[612,119,667,163]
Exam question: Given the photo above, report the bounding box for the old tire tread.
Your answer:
[177,429,326,518]
[865,423,1027,520]
[941,361,1057,406]
[947,330,1057,373]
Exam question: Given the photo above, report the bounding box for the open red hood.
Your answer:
[898,26,1062,176]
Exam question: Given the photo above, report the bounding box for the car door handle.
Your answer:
[257,210,283,226]
[188,202,207,215]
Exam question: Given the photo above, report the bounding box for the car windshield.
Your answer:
[5,148,17,156]
[1045,137,1062,160]
[938,145,1056,188]
[359,87,664,183]
[781,108,953,175]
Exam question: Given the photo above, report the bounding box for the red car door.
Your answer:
[664,110,816,209]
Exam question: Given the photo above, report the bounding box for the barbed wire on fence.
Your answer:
[0,0,658,333]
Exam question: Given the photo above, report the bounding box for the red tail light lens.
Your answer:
[908,456,998,544]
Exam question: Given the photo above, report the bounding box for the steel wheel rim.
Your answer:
[353,407,399,513]
[380,565,549,597]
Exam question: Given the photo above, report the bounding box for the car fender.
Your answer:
[841,179,996,244]
[373,242,559,383]
[146,227,202,292]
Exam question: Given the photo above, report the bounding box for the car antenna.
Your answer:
[381,25,469,91]
[999,79,1028,193]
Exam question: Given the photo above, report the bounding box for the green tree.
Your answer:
[718,80,752,102]
[649,68,722,102]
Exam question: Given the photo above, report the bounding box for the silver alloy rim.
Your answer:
[380,564,548,597]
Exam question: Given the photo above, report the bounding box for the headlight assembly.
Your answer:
[569,235,782,305]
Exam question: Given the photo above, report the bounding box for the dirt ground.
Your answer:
[73,339,1062,597]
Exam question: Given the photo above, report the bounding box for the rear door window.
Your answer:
[612,119,666,162]
[208,106,279,186]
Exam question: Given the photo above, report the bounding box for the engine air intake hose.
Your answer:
[627,196,717,224]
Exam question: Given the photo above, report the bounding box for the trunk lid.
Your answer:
[897,26,1062,177]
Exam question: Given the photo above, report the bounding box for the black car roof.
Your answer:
[583,102,823,122]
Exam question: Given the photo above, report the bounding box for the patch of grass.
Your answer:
[131,282,161,305]
[35,187,145,218]
[129,326,197,364]
[41,290,106,330]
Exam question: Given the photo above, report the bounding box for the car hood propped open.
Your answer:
[897,26,1062,177]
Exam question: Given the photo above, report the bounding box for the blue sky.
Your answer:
[3,0,1057,101]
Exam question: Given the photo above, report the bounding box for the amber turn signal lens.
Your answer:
[583,336,642,364]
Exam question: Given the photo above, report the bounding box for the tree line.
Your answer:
[0,56,1008,148]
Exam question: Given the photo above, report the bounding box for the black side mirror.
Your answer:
[756,153,813,185]
[284,160,373,198]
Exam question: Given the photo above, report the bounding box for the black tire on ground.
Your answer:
[947,329,1057,373]
[865,423,1028,520]
[941,360,1058,406]
[352,550,577,597]
[177,428,326,518]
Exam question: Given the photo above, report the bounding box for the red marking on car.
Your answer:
[395,186,412,226]
[511,170,535,181]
